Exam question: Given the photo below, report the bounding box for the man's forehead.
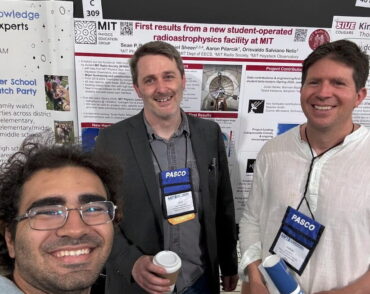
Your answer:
[307,59,354,76]
[19,166,107,212]
[138,54,173,63]
[137,54,178,70]
[312,57,353,70]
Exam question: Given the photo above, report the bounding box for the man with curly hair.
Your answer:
[0,135,122,294]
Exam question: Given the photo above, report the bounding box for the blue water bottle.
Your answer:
[263,255,304,294]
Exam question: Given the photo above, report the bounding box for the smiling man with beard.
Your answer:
[0,135,121,294]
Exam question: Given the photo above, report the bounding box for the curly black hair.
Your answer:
[0,133,122,274]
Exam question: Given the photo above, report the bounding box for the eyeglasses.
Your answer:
[15,201,116,231]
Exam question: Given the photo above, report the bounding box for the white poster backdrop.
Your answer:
[355,0,370,8]
[74,19,331,221]
[0,1,76,163]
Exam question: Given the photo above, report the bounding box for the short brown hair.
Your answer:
[129,41,184,85]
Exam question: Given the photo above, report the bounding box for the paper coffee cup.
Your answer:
[153,251,182,293]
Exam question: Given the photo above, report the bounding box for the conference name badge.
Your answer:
[159,168,196,225]
[270,206,325,275]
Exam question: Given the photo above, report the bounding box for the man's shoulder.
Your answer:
[261,126,299,153]
[101,112,143,134]
[186,113,219,130]
[0,276,23,294]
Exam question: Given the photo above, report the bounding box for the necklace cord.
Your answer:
[298,124,355,220]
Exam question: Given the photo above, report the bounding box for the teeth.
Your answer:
[55,248,90,257]
[314,105,332,110]
[155,96,171,102]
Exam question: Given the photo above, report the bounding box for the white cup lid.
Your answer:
[153,251,182,273]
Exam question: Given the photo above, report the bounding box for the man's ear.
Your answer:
[133,84,142,99]
[355,87,367,108]
[5,227,15,258]
[182,75,186,90]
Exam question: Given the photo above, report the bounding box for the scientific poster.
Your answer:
[74,19,330,220]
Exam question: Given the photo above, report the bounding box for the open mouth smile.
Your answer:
[154,95,173,102]
[53,248,91,258]
[313,105,334,110]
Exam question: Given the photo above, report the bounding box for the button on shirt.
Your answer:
[145,112,205,293]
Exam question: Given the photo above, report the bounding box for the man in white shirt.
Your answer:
[239,39,370,293]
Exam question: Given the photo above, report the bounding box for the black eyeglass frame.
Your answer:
[15,200,117,231]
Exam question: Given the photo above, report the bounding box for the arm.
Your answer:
[215,124,238,284]
[238,245,269,293]
[132,256,173,294]
[240,261,273,294]
[246,260,269,294]
[221,275,239,292]
[107,222,147,285]
[96,127,162,288]
[314,271,370,294]
[95,129,143,284]
[110,235,172,294]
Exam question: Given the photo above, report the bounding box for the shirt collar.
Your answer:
[298,124,368,146]
[343,124,368,144]
[296,124,369,157]
[144,110,190,141]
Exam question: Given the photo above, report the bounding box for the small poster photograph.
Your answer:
[54,121,74,144]
[248,100,265,113]
[45,75,71,111]
[81,127,100,151]
[201,65,241,112]
[246,159,256,173]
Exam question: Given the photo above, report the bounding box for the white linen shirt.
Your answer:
[239,125,370,293]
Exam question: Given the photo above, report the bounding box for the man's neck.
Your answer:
[301,123,356,155]
[144,111,182,140]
